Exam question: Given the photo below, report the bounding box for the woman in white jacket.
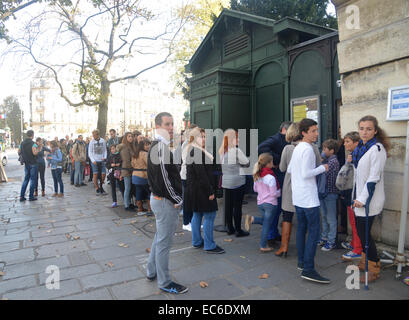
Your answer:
[351,115,390,283]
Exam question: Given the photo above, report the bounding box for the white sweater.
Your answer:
[353,143,387,217]
[287,142,326,208]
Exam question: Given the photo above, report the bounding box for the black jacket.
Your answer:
[106,152,122,180]
[147,139,182,205]
[258,132,288,166]
[185,147,218,213]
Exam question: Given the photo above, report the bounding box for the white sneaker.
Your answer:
[182,223,192,232]
[179,211,183,216]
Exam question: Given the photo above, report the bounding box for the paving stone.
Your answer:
[0,233,30,245]
[57,288,113,300]
[0,241,20,253]
[6,224,52,235]
[52,218,97,228]
[2,256,71,280]
[98,255,146,272]
[3,279,82,300]
[31,226,76,238]
[111,278,160,300]
[174,278,244,300]
[0,248,35,265]
[23,234,68,248]
[80,266,144,290]
[68,251,94,266]
[0,221,29,231]
[0,275,38,295]
[87,233,144,250]
[39,263,103,284]
[236,286,295,300]
[35,240,89,259]
[76,221,117,231]
[88,245,143,261]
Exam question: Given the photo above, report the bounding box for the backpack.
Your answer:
[317,172,327,200]
[336,163,354,191]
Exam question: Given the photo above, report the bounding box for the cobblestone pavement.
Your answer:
[0,150,408,300]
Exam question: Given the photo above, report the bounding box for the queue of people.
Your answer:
[17,112,389,294]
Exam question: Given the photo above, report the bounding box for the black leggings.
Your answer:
[282,210,294,223]
[110,177,124,203]
[224,185,245,232]
[356,215,378,262]
[36,162,46,192]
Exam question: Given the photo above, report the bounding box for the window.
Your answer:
[40,126,44,133]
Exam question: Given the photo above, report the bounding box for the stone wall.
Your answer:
[332,0,409,247]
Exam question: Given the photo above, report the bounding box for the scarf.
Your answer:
[351,137,377,168]
[260,167,280,190]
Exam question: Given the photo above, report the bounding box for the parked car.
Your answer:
[1,151,7,166]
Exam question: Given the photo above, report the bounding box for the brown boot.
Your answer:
[41,190,45,197]
[360,260,380,283]
[275,222,292,257]
[357,252,366,271]
[34,190,38,197]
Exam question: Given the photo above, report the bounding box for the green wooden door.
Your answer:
[256,83,284,142]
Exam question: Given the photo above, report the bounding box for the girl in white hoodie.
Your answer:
[244,153,281,252]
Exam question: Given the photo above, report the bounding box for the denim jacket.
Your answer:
[48,149,63,169]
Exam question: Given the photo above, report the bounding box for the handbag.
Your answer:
[114,169,121,179]
[336,163,354,191]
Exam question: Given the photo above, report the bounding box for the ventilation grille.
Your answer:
[224,34,249,57]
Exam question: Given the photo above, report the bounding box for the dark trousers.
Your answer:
[282,210,294,223]
[51,168,64,194]
[36,162,46,192]
[337,196,348,232]
[224,185,245,232]
[182,180,193,225]
[110,177,124,203]
[70,163,75,184]
[20,163,38,199]
[356,215,378,262]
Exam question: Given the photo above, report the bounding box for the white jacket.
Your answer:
[353,143,387,217]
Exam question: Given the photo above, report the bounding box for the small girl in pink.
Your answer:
[244,153,281,252]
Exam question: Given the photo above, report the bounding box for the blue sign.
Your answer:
[387,85,409,121]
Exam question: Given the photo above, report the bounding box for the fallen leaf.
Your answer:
[46,230,52,233]
[258,273,269,279]
[224,238,233,242]
[118,243,128,248]
[49,220,56,223]
[240,256,246,259]
[199,281,208,288]
[130,220,137,224]
[133,231,137,234]
[73,236,80,240]
[0,271,5,277]
[106,262,114,268]
[146,248,151,253]
[65,233,71,239]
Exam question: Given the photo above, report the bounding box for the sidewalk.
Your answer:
[0,154,408,300]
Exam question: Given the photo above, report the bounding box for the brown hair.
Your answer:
[122,132,135,154]
[298,118,318,135]
[322,139,339,153]
[285,123,302,143]
[358,115,391,156]
[344,131,360,143]
[218,129,237,156]
[134,138,151,159]
[253,153,273,182]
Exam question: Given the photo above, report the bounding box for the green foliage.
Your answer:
[230,0,337,29]
[72,67,102,102]
[0,95,22,144]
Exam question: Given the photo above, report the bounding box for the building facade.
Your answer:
[333,0,409,247]
[29,71,188,140]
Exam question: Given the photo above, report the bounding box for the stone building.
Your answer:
[332,0,409,247]
[29,70,188,140]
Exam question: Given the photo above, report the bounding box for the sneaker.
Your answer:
[112,202,118,208]
[297,263,304,271]
[137,211,146,216]
[342,251,362,261]
[341,241,353,251]
[96,189,101,195]
[182,223,192,232]
[19,197,26,202]
[205,245,225,254]
[236,230,249,237]
[146,274,157,282]
[321,242,336,251]
[301,270,331,284]
[52,193,58,197]
[193,242,204,249]
[146,211,154,217]
[317,239,327,247]
[160,281,188,294]
[57,193,64,198]
[81,183,87,186]
[100,188,107,195]
[75,184,80,187]
[28,197,38,201]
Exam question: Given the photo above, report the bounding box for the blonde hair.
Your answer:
[218,129,237,156]
[253,153,273,182]
[285,123,301,143]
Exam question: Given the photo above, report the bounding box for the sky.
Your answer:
[0,0,337,116]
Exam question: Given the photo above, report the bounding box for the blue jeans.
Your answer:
[123,176,132,208]
[74,161,84,185]
[295,206,321,273]
[51,168,64,194]
[191,211,217,250]
[20,163,38,199]
[320,193,338,244]
[254,203,278,248]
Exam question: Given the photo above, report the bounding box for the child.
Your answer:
[319,139,340,251]
[47,141,64,197]
[244,153,281,252]
[106,144,124,208]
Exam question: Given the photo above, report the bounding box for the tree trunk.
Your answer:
[97,80,110,138]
